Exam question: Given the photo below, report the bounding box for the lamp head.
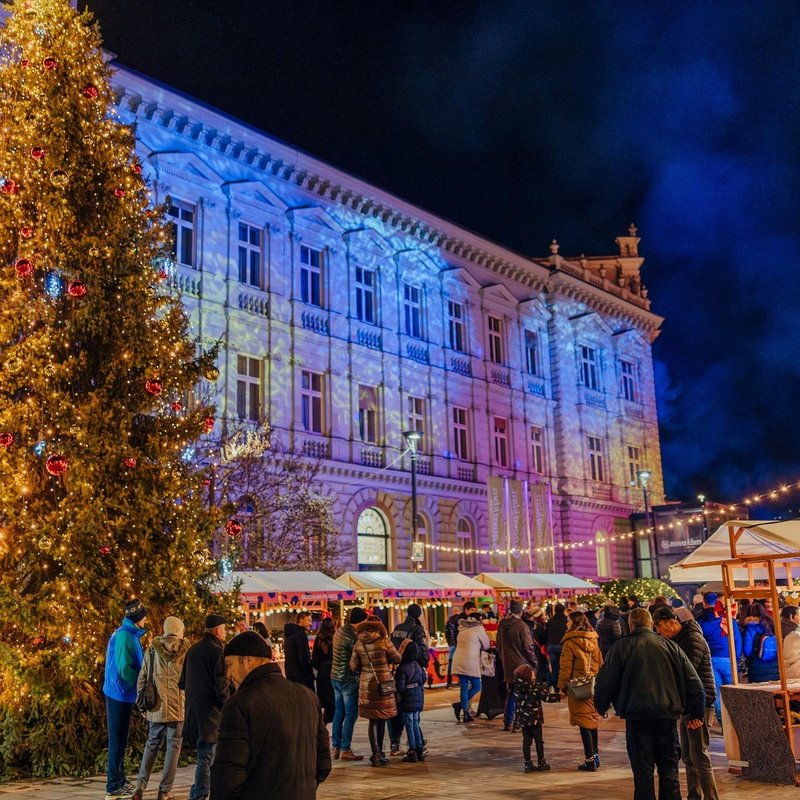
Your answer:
[697,494,706,504]
[403,430,423,451]
[636,469,652,488]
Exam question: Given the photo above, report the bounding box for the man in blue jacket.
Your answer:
[103,598,148,799]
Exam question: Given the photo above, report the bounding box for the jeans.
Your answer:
[105,696,134,793]
[710,656,732,724]
[457,674,481,714]
[679,710,719,800]
[504,685,517,726]
[404,711,423,750]
[547,645,563,689]
[625,718,681,800]
[522,723,544,763]
[190,740,216,800]
[136,722,183,793]
[447,645,456,685]
[331,679,359,750]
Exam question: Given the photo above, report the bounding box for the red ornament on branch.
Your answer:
[1,179,19,195]
[171,401,183,412]
[0,432,13,447]
[202,478,211,487]
[20,59,30,68]
[225,519,243,538]
[42,56,57,71]
[14,257,33,277]
[45,454,69,476]
[132,163,142,175]
[30,146,45,161]
[144,378,163,396]
[202,416,215,434]
[122,457,137,469]
[67,280,87,298]
[113,187,125,198]
[99,545,112,556]
[82,84,99,100]
[20,225,33,238]
[157,269,168,282]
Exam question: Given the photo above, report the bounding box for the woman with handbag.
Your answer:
[349,615,402,767]
[557,611,603,772]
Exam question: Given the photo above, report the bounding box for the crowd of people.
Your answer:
[101,589,796,800]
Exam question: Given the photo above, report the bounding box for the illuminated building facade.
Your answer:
[104,66,664,581]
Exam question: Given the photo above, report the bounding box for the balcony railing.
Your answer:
[457,464,478,482]
[355,328,382,351]
[238,291,269,316]
[168,267,201,297]
[590,483,612,500]
[527,376,546,398]
[491,368,511,387]
[302,438,330,459]
[450,356,472,376]
[360,448,385,468]
[582,387,606,409]
[406,343,429,364]
[416,456,432,475]
[623,400,644,419]
[301,311,329,335]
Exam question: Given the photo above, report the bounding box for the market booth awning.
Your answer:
[217,571,355,603]
[336,571,492,599]
[474,572,598,597]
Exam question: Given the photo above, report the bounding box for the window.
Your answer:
[627,445,642,486]
[530,425,544,474]
[354,266,376,324]
[587,435,605,482]
[299,245,323,307]
[580,345,600,390]
[168,201,195,267]
[403,283,422,338]
[415,514,431,571]
[493,416,509,468]
[238,223,262,288]
[448,301,466,352]
[456,518,475,574]
[236,356,261,422]
[301,370,324,434]
[452,406,470,461]
[357,507,389,570]
[407,396,426,451]
[525,330,540,376]
[620,359,637,402]
[595,531,611,578]
[488,315,504,364]
[358,385,378,444]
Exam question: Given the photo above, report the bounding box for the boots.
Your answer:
[462,709,474,723]
[451,702,462,721]
[578,757,597,772]
[537,760,551,772]
[401,748,418,762]
[415,746,425,762]
[368,723,388,766]
[524,760,536,773]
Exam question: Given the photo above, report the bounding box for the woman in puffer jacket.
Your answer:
[451,612,490,723]
[742,602,779,683]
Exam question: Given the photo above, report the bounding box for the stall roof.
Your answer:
[474,573,598,594]
[218,571,355,602]
[336,571,491,599]
[668,520,800,584]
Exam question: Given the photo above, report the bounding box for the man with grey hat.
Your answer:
[496,600,538,731]
[180,614,230,800]
[211,632,331,800]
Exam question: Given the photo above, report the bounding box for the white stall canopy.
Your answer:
[217,570,355,602]
[336,571,491,599]
[474,572,598,597]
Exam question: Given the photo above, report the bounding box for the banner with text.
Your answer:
[507,478,527,570]
[487,476,506,567]
[530,482,555,573]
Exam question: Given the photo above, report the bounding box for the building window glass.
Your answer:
[403,283,422,338]
[493,416,509,468]
[525,330,540,376]
[357,507,389,570]
[456,518,475,574]
[415,514,431,571]
[580,345,600,390]
[488,315,504,364]
[236,355,261,422]
[452,406,470,461]
[301,370,324,434]
[596,531,611,578]
[299,245,323,307]
[620,359,637,402]
[587,435,605,482]
[448,300,466,353]
[530,425,544,474]
[627,445,642,486]
[355,266,376,324]
[168,201,195,268]
[407,396,426,452]
[358,385,378,444]
[238,223,262,288]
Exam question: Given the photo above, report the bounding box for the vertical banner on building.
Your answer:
[530,482,555,573]
[507,479,526,571]
[487,476,506,569]
[522,480,535,574]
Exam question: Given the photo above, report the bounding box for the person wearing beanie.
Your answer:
[133,616,191,800]
[211,633,331,800]
[103,598,148,799]
[597,605,622,657]
[395,642,427,762]
[496,600,538,731]
[330,607,368,761]
[180,613,230,800]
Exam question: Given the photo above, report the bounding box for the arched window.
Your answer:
[456,518,475,574]
[357,507,390,571]
[595,531,611,579]
[415,513,431,571]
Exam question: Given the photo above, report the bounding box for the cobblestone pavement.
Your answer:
[1,689,796,799]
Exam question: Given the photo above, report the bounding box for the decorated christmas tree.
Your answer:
[0,0,228,776]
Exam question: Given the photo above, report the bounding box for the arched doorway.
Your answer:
[357,507,391,571]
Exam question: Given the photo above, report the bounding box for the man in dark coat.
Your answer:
[595,607,705,800]
[496,600,537,731]
[653,606,720,800]
[284,612,315,690]
[211,632,331,800]
[544,603,568,689]
[180,614,230,800]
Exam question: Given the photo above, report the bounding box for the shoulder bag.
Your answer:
[135,646,161,713]
[363,644,396,697]
[567,646,595,702]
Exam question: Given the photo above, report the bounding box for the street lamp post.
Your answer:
[636,469,655,577]
[403,430,423,572]
[697,494,709,540]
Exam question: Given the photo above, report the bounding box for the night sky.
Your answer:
[84,0,800,510]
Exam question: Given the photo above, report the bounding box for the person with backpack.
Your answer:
[743,601,779,683]
[394,642,426,763]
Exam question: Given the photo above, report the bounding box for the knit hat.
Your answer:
[509,600,523,615]
[401,641,418,663]
[223,631,271,658]
[204,613,227,629]
[124,598,147,624]
[407,603,423,619]
[675,606,694,623]
[163,616,184,638]
[704,592,718,606]
[651,606,677,623]
[349,607,368,625]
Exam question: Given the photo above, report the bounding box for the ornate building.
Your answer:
[108,61,666,580]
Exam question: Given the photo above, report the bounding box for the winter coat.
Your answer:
[597,617,622,656]
[211,663,331,800]
[784,630,800,680]
[696,608,742,660]
[180,632,231,743]
[349,620,402,719]
[742,620,780,682]
[496,615,537,683]
[780,615,800,641]
[390,618,430,668]
[331,623,359,683]
[670,619,716,709]
[284,623,315,689]
[451,617,490,677]
[557,629,603,729]
[395,660,426,713]
[545,612,568,646]
[594,626,705,721]
[312,636,334,724]
[103,617,146,704]
[137,635,191,723]
[512,676,551,728]
[445,612,465,646]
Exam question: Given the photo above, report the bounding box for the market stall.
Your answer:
[474,572,599,600]
[669,519,800,785]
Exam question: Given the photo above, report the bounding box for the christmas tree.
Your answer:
[0,0,228,776]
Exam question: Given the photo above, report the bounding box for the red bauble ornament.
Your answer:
[113,187,125,198]
[20,59,30,68]
[171,401,183,412]
[0,432,13,447]
[14,257,33,277]
[82,84,99,99]
[1,179,19,195]
[30,146,45,161]
[43,57,57,71]
[225,519,243,538]
[20,225,33,238]
[202,478,211,487]
[157,269,168,282]
[132,163,142,175]
[202,416,215,434]
[122,456,137,469]
[67,280,87,298]
[99,545,112,556]
[144,378,163,396]
[45,454,68,476]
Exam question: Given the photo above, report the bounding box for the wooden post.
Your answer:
[722,562,739,686]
